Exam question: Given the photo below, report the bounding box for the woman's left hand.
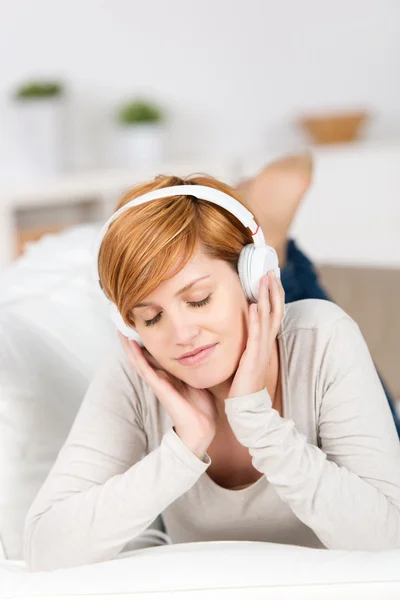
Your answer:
[227,270,285,399]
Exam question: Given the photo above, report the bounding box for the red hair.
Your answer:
[98,174,256,328]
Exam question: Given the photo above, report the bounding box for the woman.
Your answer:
[24,174,400,572]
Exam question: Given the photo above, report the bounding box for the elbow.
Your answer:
[322,506,400,551]
[24,510,124,572]
[24,516,49,572]
[23,509,68,572]
[23,511,79,572]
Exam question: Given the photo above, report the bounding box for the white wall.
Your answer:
[1,0,400,173]
[292,142,400,267]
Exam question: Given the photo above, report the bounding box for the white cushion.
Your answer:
[0,224,119,559]
[1,541,400,599]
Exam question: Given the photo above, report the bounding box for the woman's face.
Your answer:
[132,244,251,393]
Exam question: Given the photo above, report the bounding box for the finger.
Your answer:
[129,342,186,401]
[118,331,129,349]
[275,273,285,301]
[127,341,147,374]
[119,332,136,361]
[258,273,271,344]
[154,368,190,409]
[258,274,278,356]
[274,274,285,313]
[260,273,276,359]
[244,302,261,366]
[119,338,188,412]
[268,273,284,333]
[261,273,271,314]
[142,348,162,370]
[123,340,159,385]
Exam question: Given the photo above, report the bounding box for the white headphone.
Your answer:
[92,184,280,346]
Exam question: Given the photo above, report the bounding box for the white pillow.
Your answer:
[0,223,119,559]
[1,541,400,599]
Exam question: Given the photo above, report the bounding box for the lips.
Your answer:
[177,344,216,360]
[176,343,218,366]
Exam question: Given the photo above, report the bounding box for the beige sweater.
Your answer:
[24,299,400,571]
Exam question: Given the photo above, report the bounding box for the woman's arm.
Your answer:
[225,313,400,550]
[23,351,210,571]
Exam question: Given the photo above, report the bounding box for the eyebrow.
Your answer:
[134,275,211,309]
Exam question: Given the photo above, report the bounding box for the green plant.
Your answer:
[14,80,64,100]
[117,99,163,126]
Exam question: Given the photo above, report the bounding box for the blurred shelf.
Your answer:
[16,224,66,257]
[0,157,236,269]
[1,141,400,270]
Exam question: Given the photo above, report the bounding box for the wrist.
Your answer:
[173,426,213,460]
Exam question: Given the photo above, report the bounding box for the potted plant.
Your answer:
[13,79,67,175]
[116,98,165,167]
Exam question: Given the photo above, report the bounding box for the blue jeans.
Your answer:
[281,239,400,437]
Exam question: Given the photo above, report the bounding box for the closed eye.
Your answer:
[144,294,213,327]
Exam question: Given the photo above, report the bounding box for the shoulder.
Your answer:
[279,300,366,378]
[280,298,356,338]
[279,301,372,413]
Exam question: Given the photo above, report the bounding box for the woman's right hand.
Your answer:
[118,332,218,459]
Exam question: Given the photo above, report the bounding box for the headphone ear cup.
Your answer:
[238,244,280,303]
[109,303,144,346]
[238,244,254,302]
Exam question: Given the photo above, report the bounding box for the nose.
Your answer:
[167,312,202,345]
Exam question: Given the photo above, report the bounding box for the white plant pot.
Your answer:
[119,123,164,168]
[14,97,66,176]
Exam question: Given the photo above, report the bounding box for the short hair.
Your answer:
[98,174,256,328]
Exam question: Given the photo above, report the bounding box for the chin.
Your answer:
[184,363,235,390]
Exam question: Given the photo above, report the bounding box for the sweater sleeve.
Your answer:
[23,352,211,572]
[224,316,400,551]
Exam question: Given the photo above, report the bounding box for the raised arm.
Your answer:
[225,311,400,550]
[24,350,210,571]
